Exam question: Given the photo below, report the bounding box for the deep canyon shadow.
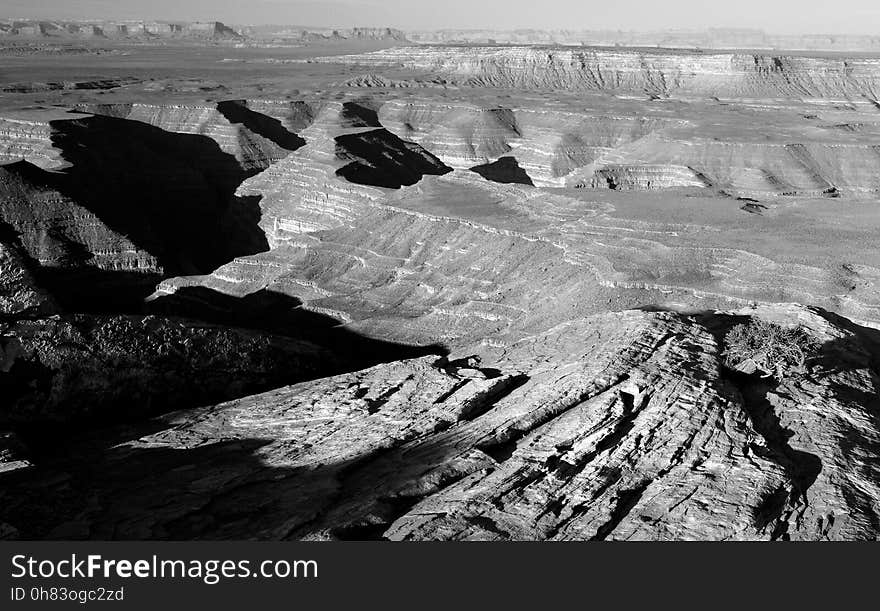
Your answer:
[2,276,447,445]
[470,156,534,186]
[49,114,270,276]
[216,100,306,151]
[335,128,452,188]
[148,285,448,370]
[0,426,461,540]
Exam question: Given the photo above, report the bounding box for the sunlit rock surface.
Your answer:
[3,305,878,540]
[0,110,73,169]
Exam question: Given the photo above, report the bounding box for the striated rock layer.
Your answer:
[0,111,70,170]
[406,29,880,53]
[73,101,310,173]
[2,305,878,540]
[0,160,158,274]
[319,46,880,99]
[0,107,292,309]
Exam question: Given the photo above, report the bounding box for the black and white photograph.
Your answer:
[1,0,880,565]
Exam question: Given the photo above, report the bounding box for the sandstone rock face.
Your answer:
[582,164,711,190]
[566,135,880,199]
[0,111,69,169]
[151,84,880,334]
[378,101,523,169]
[2,305,877,540]
[321,46,880,99]
[365,96,880,196]
[231,101,450,246]
[167,153,880,347]
[239,25,407,42]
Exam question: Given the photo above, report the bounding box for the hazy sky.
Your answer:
[1,0,879,34]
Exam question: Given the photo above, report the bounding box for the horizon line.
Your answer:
[1,18,880,39]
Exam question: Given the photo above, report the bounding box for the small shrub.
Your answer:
[722,319,816,380]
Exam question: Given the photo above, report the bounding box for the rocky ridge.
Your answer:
[318,46,880,99]
[2,304,878,540]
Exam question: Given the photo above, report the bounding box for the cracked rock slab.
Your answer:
[2,305,878,540]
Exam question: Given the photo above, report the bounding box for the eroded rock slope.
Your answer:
[322,46,880,98]
[2,305,878,540]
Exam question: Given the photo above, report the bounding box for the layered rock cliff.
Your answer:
[320,46,880,99]
[240,26,408,42]
[73,101,309,174]
[0,106,304,308]
[0,111,70,170]
[0,20,242,41]
[407,28,880,53]
[377,99,685,186]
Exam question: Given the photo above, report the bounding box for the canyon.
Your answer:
[1,30,879,540]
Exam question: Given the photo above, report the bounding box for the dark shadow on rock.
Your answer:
[0,437,299,539]
[0,425,463,540]
[470,156,534,186]
[3,262,445,451]
[633,304,719,316]
[723,369,823,539]
[632,307,829,538]
[340,100,382,128]
[216,100,306,151]
[487,107,521,136]
[740,201,768,215]
[48,115,269,276]
[32,267,164,313]
[810,308,880,374]
[2,281,447,443]
[805,310,880,529]
[0,161,171,311]
[147,285,448,371]
[0,219,19,244]
[335,128,452,189]
[688,310,824,540]
[0,310,338,432]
